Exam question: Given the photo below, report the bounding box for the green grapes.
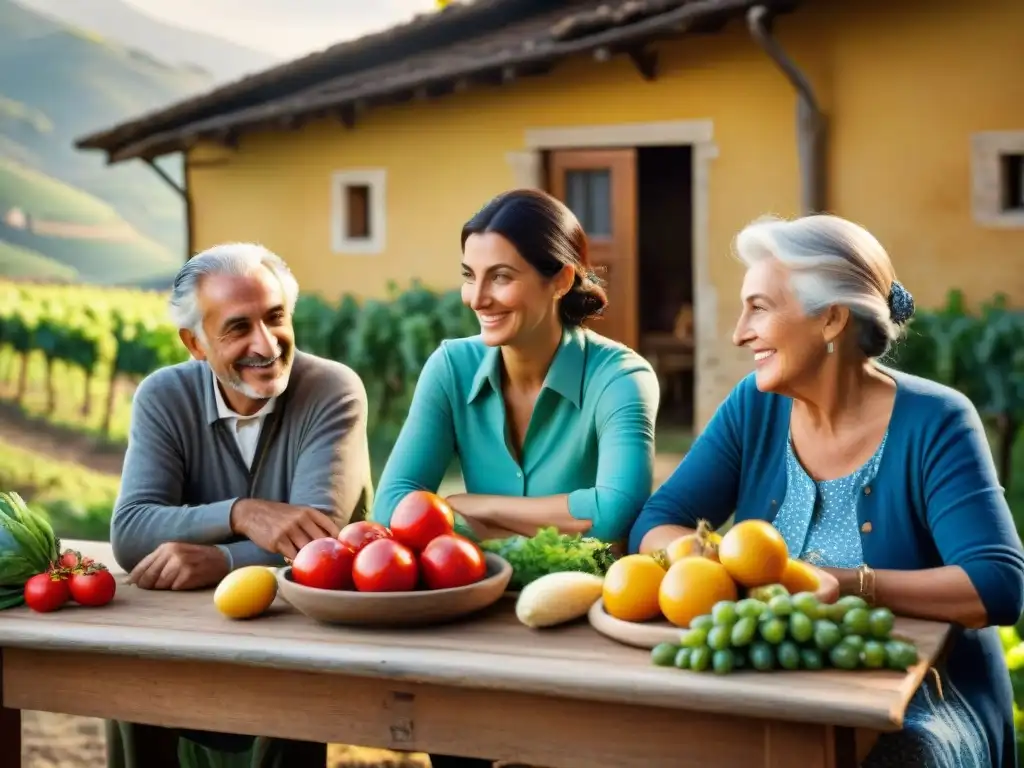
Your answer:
[649,588,920,676]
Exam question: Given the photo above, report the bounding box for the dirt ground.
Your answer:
[21,711,430,767]
[22,711,107,768]
[0,404,126,476]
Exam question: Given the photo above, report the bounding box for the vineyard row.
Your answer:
[0,279,478,440]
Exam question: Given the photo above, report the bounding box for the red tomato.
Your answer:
[24,572,70,613]
[352,538,418,592]
[338,520,392,553]
[57,549,94,570]
[389,491,455,552]
[291,538,356,590]
[419,534,487,590]
[68,567,116,607]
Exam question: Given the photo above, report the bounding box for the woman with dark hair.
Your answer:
[373,188,659,767]
[374,187,659,550]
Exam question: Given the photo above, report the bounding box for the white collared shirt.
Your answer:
[212,369,276,469]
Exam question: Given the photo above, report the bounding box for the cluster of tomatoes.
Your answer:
[24,548,117,613]
[291,491,488,593]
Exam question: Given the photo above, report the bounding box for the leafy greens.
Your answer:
[479,526,618,591]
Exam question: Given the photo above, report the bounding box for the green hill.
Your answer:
[0,20,212,135]
[0,220,179,284]
[0,240,78,281]
[0,0,214,277]
[0,156,120,225]
[0,95,52,139]
[0,157,180,284]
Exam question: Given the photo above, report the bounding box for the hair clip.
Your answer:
[888,280,915,325]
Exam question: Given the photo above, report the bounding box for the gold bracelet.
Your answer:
[858,564,877,606]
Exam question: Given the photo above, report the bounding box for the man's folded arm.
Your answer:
[110,378,237,572]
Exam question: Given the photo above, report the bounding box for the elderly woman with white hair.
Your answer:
[629,214,1024,768]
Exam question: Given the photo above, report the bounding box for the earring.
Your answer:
[826,341,834,354]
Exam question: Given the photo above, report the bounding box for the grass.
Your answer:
[0,441,117,541]
[0,240,79,281]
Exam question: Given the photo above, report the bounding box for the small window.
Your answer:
[345,184,371,239]
[1001,154,1024,211]
[331,170,386,254]
[565,169,612,236]
[970,132,1024,228]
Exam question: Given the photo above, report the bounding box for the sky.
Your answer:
[121,0,442,59]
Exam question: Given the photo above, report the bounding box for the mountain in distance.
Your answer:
[13,0,278,83]
[0,0,230,285]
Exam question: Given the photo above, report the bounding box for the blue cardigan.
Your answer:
[629,368,1024,766]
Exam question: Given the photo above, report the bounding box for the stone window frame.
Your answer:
[330,169,387,254]
[970,131,1024,229]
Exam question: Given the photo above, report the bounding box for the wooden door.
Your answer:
[548,149,638,350]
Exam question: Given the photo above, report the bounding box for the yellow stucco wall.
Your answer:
[186,0,1024,427]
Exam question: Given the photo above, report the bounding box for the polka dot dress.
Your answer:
[772,432,885,569]
[772,432,990,768]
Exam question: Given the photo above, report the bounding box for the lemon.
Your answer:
[213,566,279,619]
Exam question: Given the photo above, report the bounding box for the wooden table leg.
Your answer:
[0,649,22,768]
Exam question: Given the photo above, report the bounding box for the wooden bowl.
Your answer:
[276,553,513,627]
[588,598,685,649]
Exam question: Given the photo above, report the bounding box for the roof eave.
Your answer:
[82,0,801,164]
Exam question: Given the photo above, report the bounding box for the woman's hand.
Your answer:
[444,492,589,538]
[445,493,492,523]
[811,565,841,604]
[444,495,522,541]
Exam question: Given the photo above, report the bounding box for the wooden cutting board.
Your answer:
[587,599,684,649]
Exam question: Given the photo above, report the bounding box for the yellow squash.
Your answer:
[213,566,279,620]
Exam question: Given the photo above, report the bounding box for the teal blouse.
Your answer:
[371,326,660,542]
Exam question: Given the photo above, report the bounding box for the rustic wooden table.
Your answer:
[1,540,951,768]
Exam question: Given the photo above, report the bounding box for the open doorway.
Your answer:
[545,143,696,432]
[637,145,694,430]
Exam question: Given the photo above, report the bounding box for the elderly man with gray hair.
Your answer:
[106,242,372,768]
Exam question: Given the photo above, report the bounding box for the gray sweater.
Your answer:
[111,350,373,571]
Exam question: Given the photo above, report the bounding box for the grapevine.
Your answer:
[0,279,478,452]
[0,281,187,433]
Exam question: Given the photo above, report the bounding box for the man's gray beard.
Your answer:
[192,328,292,401]
[220,365,291,401]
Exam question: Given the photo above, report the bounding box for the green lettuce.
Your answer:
[479,526,617,591]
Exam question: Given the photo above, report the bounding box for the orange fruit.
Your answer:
[717,520,789,588]
[602,554,665,622]
[781,558,821,593]
[664,519,722,565]
[658,557,738,628]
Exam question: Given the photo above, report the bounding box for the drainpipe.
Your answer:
[747,5,826,215]
[144,156,195,262]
